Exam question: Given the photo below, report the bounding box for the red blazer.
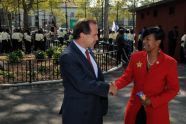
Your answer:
[115,51,179,124]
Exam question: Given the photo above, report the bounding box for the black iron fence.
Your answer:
[94,40,117,52]
[0,50,118,84]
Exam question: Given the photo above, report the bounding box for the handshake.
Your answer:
[109,82,118,96]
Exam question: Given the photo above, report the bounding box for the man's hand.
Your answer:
[109,82,118,96]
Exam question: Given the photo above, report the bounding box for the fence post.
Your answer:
[29,60,32,83]
[106,53,108,71]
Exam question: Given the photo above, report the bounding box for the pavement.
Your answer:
[0,64,185,124]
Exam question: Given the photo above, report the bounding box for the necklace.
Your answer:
[147,54,156,66]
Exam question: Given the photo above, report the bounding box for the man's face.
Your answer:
[83,23,98,48]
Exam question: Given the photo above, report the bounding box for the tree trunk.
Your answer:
[22,0,35,29]
[23,9,29,29]
[103,0,109,40]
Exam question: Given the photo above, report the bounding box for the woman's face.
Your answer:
[143,34,160,52]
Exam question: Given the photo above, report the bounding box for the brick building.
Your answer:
[135,0,186,60]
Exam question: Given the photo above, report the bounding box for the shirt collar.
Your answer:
[73,40,87,55]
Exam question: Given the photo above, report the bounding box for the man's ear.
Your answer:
[80,32,85,38]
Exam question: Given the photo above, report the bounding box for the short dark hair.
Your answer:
[142,27,165,49]
[73,19,97,39]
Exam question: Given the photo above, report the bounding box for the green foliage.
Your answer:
[8,52,19,63]
[54,67,60,76]
[52,47,63,64]
[53,52,61,63]
[26,70,36,80]
[0,70,3,75]
[46,48,54,58]
[15,50,24,59]
[53,52,61,64]
[38,66,47,75]
[0,70,14,79]
[8,50,24,63]
[46,46,64,59]
[34,50,46,60]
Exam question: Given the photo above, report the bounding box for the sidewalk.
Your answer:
[0,64,185,124]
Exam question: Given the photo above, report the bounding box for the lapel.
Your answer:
[70,42,96,78]
[88,48,96,60]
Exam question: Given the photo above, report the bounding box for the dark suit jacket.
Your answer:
[59,41,109,124]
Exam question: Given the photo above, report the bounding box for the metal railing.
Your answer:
[0,50,119,84]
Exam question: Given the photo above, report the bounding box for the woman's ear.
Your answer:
[156,40,161,47]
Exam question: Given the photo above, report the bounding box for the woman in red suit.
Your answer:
[110,27,180,124]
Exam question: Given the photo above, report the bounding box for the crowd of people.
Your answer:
[0,27,73,54]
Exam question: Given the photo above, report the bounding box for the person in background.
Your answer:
[0,27,2,54]
[1,28,11,53]
[110,27,179,124]
[137,31,143,51]
[12,28,23,51]
[157,25,165,50]
[57,29,65,46]
[168,26,179,57]
[128,29,135,54]
[24,29,32,54]
[35,28,45,51]
[116,29,125,64]
[180,33,186,63]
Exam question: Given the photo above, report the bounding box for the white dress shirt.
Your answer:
[73,40,98,78]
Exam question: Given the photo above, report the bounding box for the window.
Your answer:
[141,13,144,19]
[35,15,38,20]
[169,7,175,15]
[153,10,158,17]
[146,11,150,16]
[70,12,74,17]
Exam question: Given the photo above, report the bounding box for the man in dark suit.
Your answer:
[59,19,113,124]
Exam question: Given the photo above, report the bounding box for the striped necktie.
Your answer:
[85,49,92,65]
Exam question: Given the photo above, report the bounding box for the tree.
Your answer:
[104,0,109,40]
[109,0,130,27]
[39,0,66,28]
[74,0,90,19]
[87,0,103,27]
[21,0,35,29]
[126,0,161,8]
[0,0,15,29]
